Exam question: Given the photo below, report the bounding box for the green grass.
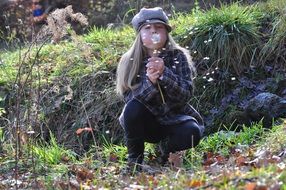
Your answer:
[181,3,263,75]
[32,133,76,165]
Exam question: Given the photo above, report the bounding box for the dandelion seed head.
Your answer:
[151,33,161,44]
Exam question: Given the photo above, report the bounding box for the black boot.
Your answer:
[155,137,170,165]
[126,137,144,172]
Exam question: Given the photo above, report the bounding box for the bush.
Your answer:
[181,3,263,75]
[259,0,286,67]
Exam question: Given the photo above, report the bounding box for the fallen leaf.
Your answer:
[244,182,256,190]
[187,179,204,188]
[76,127,93,135]
[168,151,184,168]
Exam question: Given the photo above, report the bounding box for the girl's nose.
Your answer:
[150,25,157,33]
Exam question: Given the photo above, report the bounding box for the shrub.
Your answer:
[259,0,286,67]
[181,3,263,75]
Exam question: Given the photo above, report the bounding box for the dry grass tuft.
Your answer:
[38,5,88,43]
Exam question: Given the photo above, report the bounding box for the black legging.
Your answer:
[122,99,202,161]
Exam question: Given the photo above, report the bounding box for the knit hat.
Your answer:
[131,7,172,32]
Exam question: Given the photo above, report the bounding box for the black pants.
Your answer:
[121,99,202,163]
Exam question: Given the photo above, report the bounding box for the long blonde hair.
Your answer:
[116,33,196,96]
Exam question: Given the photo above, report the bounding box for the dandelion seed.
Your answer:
[206,72,210,76]
[172,65,176,69]
[203,85,206,89]
[174,58,177,60]
[204,40,208,43]
[185,46,189,49]
[231,77,236,81]
[183,36,188,39]
[164,86,167,89]
[203,76,206,79]
[211,71,215,74]
[215,67,219,70]
[193,51,197,54]
[105,130,110,134]
[18,19,23,24]
[175,61,179,64]
[207,78,214,82]
[203,57,210,60]
[151,33,161,44]
[189,31,193,35]
[27,131,35,135]
[137,75,140,78]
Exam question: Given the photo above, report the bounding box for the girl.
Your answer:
[116,7,204,170]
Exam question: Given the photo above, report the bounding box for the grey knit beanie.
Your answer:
[131,7,172,32]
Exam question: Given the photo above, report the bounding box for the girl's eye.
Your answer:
[143,25,151,30]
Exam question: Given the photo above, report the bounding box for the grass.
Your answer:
[1,0,286,189]
[0,118,285,189]
[181,3,263,75]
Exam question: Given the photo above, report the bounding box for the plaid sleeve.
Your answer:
[159,51,193,103]
[123,73,159,104]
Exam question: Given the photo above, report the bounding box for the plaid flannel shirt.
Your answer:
[120,49,204,135]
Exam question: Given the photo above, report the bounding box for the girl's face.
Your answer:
[140,23,168,52]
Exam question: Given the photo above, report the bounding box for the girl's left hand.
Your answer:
[146,57,164,84]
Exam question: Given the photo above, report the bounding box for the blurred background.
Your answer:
[0,0,262,44]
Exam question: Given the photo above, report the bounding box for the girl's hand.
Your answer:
[146,57,164,84]
[146,67,160,84]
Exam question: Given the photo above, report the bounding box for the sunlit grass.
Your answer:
[182,3,263,75]
[32,133,76,165]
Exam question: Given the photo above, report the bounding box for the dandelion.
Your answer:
[151,33,161,44]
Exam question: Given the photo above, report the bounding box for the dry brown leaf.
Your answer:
[187,179,205,188]
[76,127,93,135]
[244,182,256,190]
[236,155,247,166]
[168,151,184,168]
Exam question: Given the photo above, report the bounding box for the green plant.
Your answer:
[259,13,286,66]
[32,133,76,165]
[182,3,262,75]
[102,136,127,164]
